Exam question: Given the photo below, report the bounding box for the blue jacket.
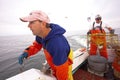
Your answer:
[36,23,70,66]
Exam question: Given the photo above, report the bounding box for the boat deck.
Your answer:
[73,61,120,80]
[73,68,107,80]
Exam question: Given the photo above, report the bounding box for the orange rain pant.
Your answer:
[44,49,73,80]
[89,29,108,59]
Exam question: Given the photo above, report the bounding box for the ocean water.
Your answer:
[0,34,87,80]
[0,28,120,80]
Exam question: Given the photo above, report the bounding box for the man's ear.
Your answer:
[42,22,47,26]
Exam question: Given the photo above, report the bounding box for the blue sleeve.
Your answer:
[46,35,70,66]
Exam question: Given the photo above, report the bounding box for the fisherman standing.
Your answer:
[87,14,114,59]
[18,10,73,80]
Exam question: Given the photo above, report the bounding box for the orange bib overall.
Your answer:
[89,29,108,59]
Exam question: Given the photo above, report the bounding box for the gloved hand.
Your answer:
[18,52,28,65]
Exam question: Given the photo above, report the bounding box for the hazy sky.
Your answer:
[0,0,120,36]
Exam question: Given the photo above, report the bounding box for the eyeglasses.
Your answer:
[95,18,101,21]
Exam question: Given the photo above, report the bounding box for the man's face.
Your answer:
[95,18,101,23]
[28,20,43,36]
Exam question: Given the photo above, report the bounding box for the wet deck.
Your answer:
[73,61,120,80]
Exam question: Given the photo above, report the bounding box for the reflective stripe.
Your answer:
[68,65,73,80]
[68,49,73,80]
[68,49,73,65]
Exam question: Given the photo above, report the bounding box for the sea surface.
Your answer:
[0,34,87,80]
[0,28,120,80]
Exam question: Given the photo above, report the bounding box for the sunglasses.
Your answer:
[95,18,101,20]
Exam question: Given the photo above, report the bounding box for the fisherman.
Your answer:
[87,14,114,59]
[18,10,73,80]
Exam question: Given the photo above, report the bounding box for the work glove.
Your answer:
[18,52,28,65]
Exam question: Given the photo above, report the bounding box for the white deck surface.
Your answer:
[6,68,56,80]
[72,48,89,71]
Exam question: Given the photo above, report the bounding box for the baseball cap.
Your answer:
[95,14,102,20]
[20,10,50,23]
